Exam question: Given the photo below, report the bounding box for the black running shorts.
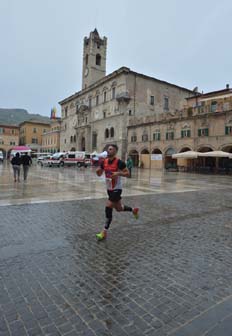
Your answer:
[107,189,122,202]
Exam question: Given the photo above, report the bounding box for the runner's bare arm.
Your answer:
[111,167,130,179]
[96,167,103,176]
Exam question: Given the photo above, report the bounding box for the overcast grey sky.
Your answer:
[1,0,232,117]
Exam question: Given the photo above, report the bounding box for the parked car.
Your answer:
[0,151,4,162]
[37,154,52,166]
[42,152,66,167]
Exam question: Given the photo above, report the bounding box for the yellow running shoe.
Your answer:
[96,230,107,241]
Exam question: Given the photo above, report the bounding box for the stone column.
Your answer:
[117,94,130,161]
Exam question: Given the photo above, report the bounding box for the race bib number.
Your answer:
[105,178,112,190]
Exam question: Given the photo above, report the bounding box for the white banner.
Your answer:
[151,154,162,161]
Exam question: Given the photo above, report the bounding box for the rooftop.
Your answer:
[59,67,194,105]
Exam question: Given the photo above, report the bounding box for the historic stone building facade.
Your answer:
[41,118,61,153]
[59,29,193,160]
[127,86,232,169]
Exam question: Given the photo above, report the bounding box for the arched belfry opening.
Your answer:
[96,54,101,66]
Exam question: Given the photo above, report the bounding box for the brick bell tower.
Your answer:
[82,29,107,89]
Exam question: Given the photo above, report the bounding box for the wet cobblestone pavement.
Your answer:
[0,163,232,335]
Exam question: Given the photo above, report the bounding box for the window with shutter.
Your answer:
[112,87,116,99]
[164,96,169,110]
[225,126,232,135]
[153,132,161,141]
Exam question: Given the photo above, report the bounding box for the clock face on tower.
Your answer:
[84,67,89,77]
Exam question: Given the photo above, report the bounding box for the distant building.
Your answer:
[19,120,51,153]
[59,29,193,159]
[127,85,232,170]
[0,124,19,157]
[41,117,61,153]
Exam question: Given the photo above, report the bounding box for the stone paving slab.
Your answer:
[0,189,232,335]
[205,313,232,336]
[170,296,232,336]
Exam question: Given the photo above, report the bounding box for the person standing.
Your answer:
[126,156,133,178]
[96,144,139,241]
[21,152,32,181]
[11,152,21,182]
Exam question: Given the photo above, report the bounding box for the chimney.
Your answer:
[226,84,229,89]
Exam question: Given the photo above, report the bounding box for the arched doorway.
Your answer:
[151,148,163,169]
[198,146,213,153]
[178,147,192,171]
[221,145,232,153]
[197,146,214,172]
[81,137,85,151]
[140,148,150,169]
[219,145,232,172]
[141,149,149,154]
[179,147,191,153]
[165,148,177,170]
[152,148,162,154]
[129,149,139,167]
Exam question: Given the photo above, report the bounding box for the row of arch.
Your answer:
[128,144,232,169]
[129,144,232,156]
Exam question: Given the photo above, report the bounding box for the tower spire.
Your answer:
[92,28,99,37]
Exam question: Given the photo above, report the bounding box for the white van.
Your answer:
[0,151,3,162]
[60,151,90,168]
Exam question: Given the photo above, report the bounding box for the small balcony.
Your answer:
[76,104,89,114]
[116,92,131,103]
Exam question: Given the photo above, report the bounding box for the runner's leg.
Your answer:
[114,200,139,219]
[96,200,113,240]
[105,200,113,230]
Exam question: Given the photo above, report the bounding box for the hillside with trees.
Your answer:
[0,108,50,125]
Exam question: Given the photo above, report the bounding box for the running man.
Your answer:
[96,144,139,241]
